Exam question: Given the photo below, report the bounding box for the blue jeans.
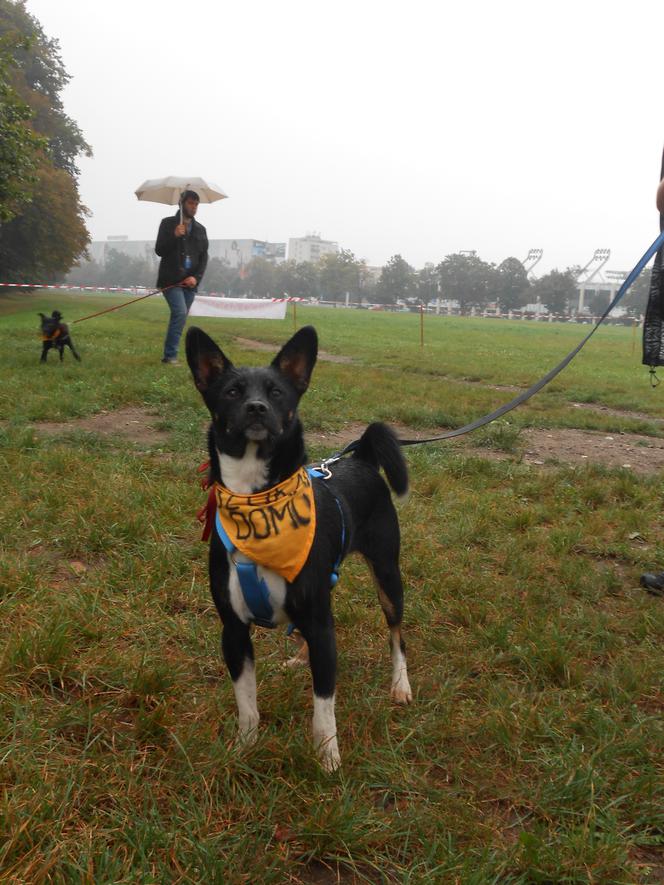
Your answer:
[163,286,196,359]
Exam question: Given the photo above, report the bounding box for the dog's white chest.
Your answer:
[218,443,289,626]
[227,553,289,626]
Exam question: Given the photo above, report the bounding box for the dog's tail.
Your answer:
[353,422,408,496]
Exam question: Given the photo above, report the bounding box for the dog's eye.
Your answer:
[226,387,240,399]
[269,387,282,399]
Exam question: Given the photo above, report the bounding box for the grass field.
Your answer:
[1,292,663,883]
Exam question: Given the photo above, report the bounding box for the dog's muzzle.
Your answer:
[243,400,278,441]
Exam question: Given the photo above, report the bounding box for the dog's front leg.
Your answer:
[302,615,340,772]
[221,618,259,745]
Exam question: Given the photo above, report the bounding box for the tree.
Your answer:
[244,257,276,297]
[204,257,236,295]
[416,263,439,306]
[318,249,361,303]
[275,260,319,299]
[437,252,497,312]
[375,254,415,305]
[619,268,652,317]
[530,269,578,316]
[495,256,531,311]
[0,0,91,283]
[0,35,47,222]
[0,160,89,282]
[0,1,90,175]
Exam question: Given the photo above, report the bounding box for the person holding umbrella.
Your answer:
[155,189,209,364]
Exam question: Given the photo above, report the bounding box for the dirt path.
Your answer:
[30,409,664,475]
[308,422,664,475]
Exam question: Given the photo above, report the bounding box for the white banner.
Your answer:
[189,296,288,320]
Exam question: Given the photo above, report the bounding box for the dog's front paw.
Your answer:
[237,712,260,747]
[391,672,413,705]
[317,737,341,773]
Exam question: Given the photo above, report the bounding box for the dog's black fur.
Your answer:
[39,311,81,363]
[186,325,412,770]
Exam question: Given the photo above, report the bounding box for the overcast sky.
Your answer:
[26,0,664,274]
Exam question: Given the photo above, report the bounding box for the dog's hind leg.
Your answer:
[372,561,413,705]
[67,339,81,361]
[222,619,259,745]
[359,512,413,706]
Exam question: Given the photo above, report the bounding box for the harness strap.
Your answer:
[198,465,346,630]
[214,511,275,628]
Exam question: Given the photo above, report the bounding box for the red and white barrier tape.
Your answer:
[0,281,305,302]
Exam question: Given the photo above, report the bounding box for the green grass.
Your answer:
[1,291,664,882]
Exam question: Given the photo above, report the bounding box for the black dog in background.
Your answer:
[39,311,81,363]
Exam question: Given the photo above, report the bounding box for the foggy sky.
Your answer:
[25,0,664,274]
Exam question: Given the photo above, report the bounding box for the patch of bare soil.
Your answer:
[233,336,353,363]
[570,401,664,424]
[308,423,664,474]
[34,406,170,446]
[520,428,664,474]
[29,405,664,474]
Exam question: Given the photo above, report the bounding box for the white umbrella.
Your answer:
[135,176,228,223]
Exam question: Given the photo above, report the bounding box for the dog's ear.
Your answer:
[272,325,318,394]
[186,327,233,393]
[38,313,46,320]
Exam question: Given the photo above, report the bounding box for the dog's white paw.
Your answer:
[318,738,341,773]
[237,713,260,747]
[283,638,309,669]
[391,674,413,705]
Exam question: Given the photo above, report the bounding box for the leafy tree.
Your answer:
[437,252,497,312]
[0,35,47,222]
[204,257,236,295]
[244,257,276,297]
[0,0,90,175]
[275,260,319,299]
[495,257,531,311]
[530,269,578,316]
[0,161,89,282]
[416,263,439,306]
[375,254,415,305]
[618,268,652,317]
[0,0,91,283]
[318,249,361,303]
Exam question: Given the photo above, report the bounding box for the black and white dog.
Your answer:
[186,325,412,771]
[39,311,81,363]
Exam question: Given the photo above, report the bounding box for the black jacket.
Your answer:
[155,210,209,289]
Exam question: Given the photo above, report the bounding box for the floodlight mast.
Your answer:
[575,248,611,313]
[520,248,543,279]
[575,248,611,285]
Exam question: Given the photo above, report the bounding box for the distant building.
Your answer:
[288,233,338,263]
[209,239,286,269]
[89,237,286,269]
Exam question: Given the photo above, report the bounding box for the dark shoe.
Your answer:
[161,357,179,365]
[639,572,664,596]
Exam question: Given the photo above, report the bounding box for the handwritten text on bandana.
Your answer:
[214,466,316,582]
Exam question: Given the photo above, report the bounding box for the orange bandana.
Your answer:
[214,466,316,582]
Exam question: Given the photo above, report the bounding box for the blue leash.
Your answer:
[318,230,664,468]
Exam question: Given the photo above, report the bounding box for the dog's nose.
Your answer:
[246,400,268,416]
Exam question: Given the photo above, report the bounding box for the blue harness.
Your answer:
[214,467,345,629]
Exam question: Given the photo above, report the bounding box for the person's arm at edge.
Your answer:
[657,177,664,214]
